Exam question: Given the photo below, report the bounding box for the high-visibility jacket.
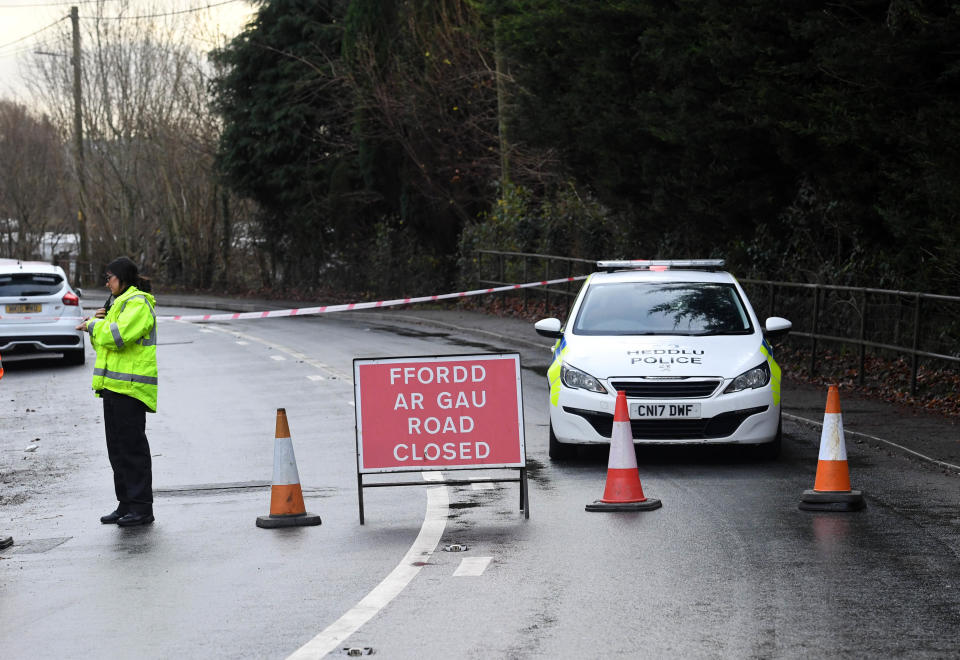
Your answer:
[85,286,158,411]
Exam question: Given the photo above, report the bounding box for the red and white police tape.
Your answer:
[159,275,589,322]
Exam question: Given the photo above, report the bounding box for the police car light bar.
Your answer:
[596,259,726,272]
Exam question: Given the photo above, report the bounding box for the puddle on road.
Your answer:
[524,457,552,489]
[369,327,451,339]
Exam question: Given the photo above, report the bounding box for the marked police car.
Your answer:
[534,260,791,459]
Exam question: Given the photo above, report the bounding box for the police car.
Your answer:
[534,260,791,459]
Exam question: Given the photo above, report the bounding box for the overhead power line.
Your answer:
[0,15,66,53]
[76,0,244,21]
[0,0,121,7]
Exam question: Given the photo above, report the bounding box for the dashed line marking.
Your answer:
[471,482,495,490]
[184,322,352,381]
[307,375,325,381]
[453,557,492,577]
[270,355,286,361]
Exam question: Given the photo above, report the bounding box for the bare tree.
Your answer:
[23,0,255,288]
[0,100,71,260]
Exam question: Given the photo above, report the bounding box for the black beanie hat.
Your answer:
[106,256,139,287]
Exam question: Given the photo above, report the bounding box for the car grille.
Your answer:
[610,379,722,398]
[0,335,82,347]
[563,406,768,440]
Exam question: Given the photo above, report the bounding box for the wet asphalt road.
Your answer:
[1,304,958,659]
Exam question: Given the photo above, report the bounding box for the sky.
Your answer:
[0,0,257,103]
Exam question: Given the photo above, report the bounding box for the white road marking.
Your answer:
[422,471,445,482]
[286,485,449,659]
[188,323,352,381]
[453,557,492,577]
[270,355,286,361]
[236,340,248,345]
[471,482,494,490]
[307,375,325,381]
[783,412,960,472]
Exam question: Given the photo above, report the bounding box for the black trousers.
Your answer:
[101,390,153,514]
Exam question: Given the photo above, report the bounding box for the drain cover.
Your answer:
[443,543,469,552]
[0,537,71,555]
[342,647,374,656]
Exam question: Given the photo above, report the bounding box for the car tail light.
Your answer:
[62,292,80,306]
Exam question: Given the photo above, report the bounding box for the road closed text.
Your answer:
[393,441,491,462]
[354,355,525,471]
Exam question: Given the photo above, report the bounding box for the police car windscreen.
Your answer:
[573,282,753,335]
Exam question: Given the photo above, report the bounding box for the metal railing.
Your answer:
[739,280,959,394]
[472,249,960,395]
[474,250,595,317]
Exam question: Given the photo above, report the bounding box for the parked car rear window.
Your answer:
[573,282,753,336]
[0,273,65,296]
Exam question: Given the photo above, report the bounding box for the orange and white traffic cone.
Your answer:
[586,390,662,512]
[256,408,322,528]
[799,385,865,512]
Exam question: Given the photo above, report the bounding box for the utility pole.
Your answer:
[494,19,510,187]
[70,6,88,286]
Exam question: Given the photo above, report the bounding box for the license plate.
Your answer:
[5,303,42,314]
[631,402,701,419]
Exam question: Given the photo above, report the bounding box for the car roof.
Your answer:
[588,268,738,285]
[0,260,67,276]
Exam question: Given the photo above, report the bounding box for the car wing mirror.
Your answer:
[75,288,83,297]
[764,317,792,339]
[534,317,563,339]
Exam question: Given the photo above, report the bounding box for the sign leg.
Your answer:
[358,472,365,525]
[521,467,530,519]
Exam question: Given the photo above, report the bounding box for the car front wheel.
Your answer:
[549,422,576,461]
[754,416,782,460]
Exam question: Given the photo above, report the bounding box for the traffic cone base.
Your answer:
[799,489,865,512]
[257,408,322,529]
[257,511,323,528]
[586,498,662,512]
[586,391,660,514]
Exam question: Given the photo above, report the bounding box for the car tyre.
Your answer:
[755,415,782,460]
[63,348,86,366]
[548,422,576,461]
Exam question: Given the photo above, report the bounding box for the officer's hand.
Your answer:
[75,319,88,331]
[94,307,107,319]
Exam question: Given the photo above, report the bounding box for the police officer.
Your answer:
[77,257,158,527]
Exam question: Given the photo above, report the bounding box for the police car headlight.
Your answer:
[561,363,607,393]
[724,362,770,393]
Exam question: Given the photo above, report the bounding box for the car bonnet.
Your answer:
[561,332,766,380]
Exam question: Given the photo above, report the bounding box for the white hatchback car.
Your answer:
[0,260,86,365]
[535,260,791,459]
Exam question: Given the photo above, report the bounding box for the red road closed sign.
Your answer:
[353,353,526,473]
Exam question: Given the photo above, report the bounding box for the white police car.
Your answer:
[0,260,86,365]
[534,260,791,459]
